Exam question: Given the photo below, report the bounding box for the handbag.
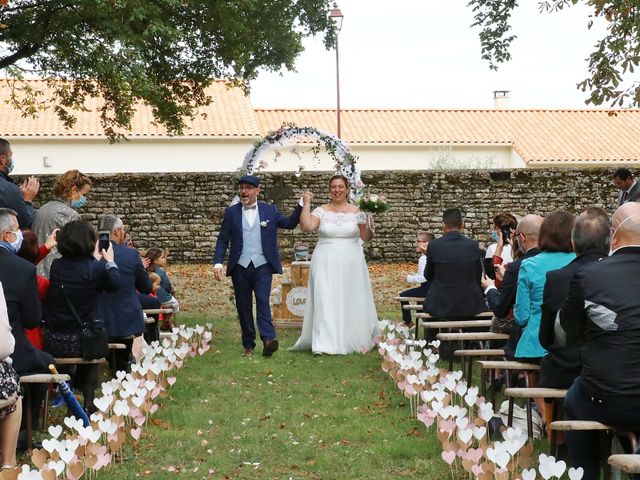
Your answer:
[60,284,109,360]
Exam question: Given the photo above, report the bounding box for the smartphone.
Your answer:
[98,231,110,251]
[500,225,512,244]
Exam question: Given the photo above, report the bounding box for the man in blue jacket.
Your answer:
[214,175,302,357]
[98,214,151,372]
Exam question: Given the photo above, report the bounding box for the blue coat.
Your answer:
[213,202,302,275]
[514,251,575,359]
[98,241,152,337]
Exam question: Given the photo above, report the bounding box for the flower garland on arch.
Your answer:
[237,124,364,200]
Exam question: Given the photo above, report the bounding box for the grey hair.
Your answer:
[0,208,17,235]
[571,207,611,255]
[98,214,124,234]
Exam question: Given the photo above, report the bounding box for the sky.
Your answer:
[249,1,609,110]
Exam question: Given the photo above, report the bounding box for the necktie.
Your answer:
[622,191,628,204]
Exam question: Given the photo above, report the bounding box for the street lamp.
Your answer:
[329,2,344,138]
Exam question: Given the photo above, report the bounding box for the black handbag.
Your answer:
[60,284,109,360]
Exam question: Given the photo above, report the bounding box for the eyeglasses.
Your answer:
[239,185,257,191]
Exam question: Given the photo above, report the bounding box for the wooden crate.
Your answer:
[273,262,310,328]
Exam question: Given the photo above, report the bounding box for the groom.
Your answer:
[213,175,302,357]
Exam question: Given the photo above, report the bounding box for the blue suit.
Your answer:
[99,241,152,338]
[214,202,301,349]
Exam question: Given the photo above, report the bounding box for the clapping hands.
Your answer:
[20,176,40,202]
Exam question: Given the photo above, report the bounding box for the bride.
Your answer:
[290,174,379,355]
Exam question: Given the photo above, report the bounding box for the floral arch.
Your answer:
[238,125,364,199]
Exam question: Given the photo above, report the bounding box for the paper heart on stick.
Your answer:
[441,450,456,465]
[568,467,584,480]
[521,468,537,480]
[48,424,63,439]
[30,448,49,468]
[457,427,473,445]
[67,460,84,480]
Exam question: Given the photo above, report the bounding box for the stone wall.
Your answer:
[29,168,618,263]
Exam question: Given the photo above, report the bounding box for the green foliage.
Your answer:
[0,1,336,140]
[467,0,640,108]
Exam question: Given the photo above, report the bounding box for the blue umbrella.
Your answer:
[48,364,90,427]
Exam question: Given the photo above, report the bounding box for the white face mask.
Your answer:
[609,213,640,255]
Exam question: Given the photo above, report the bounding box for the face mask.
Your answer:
[5,157,13,174]
[609,213,640,255]
[515,234,525,254]
[490,231,499,242]
[71,195,87,209]
[7,229,22,253]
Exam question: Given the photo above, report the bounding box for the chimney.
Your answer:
[493,90,510,109]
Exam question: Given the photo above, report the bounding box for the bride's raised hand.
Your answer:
[302,191,314,206]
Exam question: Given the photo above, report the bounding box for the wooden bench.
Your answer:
[479,361,541,405]
[422,320,493,329]
[143,308,174,315]
[453,348,505,385]
[108,343,127,350]
[392,296,424,303]
[551,421,618,479]
[53,358,106,366]
[20,373,71,451]
[609,454,640,474]
[506,388,567,444]
[416,311,493,340]
[437,331,509,371]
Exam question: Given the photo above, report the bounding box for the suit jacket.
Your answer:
[486,247,540,318]
[98,241,151,337]
[560,247,640,396]
[423,231,486,317]
[0,171,35,228]
[538,249,606,388]
[0,248,52,374]
[618,181,640,205]
[213,202,302,276]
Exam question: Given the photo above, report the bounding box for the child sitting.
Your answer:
[144,247,179,331]
[399,231,434,327]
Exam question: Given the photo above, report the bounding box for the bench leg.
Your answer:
[480,366,487,399]
[525,399,533,441]
[599,430,613,480]
[549,399,559,456]
[466,355,473,387]
[24,384,33,452]
[507,397,514,428]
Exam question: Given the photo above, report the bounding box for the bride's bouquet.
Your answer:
[358,189,389,214]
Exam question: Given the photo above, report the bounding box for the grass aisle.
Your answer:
[96,313,448,479]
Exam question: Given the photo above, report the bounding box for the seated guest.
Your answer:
[139,272,162,343]
[560,202,640,480]
[485,212,518,267]
[32,169,92,279]
[513,210,575,363]
[144,247,179,331]
[539,208,609,389]
[0,282,21,469]
[423,208,486,318]
[97,214,152,373]
[17,229,58,349]
[0,208,54,448]
[43,221,119,412]
[398,231,433,327]
[482,214,543,358]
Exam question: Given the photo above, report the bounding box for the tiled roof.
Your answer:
[0,79,259,138]
[255,108,640,165]
[1,79,639,165]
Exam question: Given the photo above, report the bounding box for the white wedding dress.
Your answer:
[290,208,379,354]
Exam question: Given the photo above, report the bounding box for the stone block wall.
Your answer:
[29,168,618,263]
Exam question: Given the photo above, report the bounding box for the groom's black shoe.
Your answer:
[263,339,279,357]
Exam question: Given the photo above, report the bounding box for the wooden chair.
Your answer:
[19,373,71,451]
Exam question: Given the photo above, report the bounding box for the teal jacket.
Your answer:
[514,251,575,359]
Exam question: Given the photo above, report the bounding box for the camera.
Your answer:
[500,224,512,244]
[98,231,111,252]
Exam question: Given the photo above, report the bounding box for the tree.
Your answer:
[468,0,640,108]
[0,0,336,139]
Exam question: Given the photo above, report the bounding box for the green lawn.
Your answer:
[92,310,453,480]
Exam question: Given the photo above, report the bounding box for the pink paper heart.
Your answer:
[130,427,142,441]
[149,404,159,414]
[439,419,455,434]
[167,377,177,386]
[441,450,456,465]
[134,415,146,426]
[465,447,484,463]
[94,452,112,470]
[472,464,484,476]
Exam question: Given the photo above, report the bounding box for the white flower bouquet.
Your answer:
[358,190,389,214]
